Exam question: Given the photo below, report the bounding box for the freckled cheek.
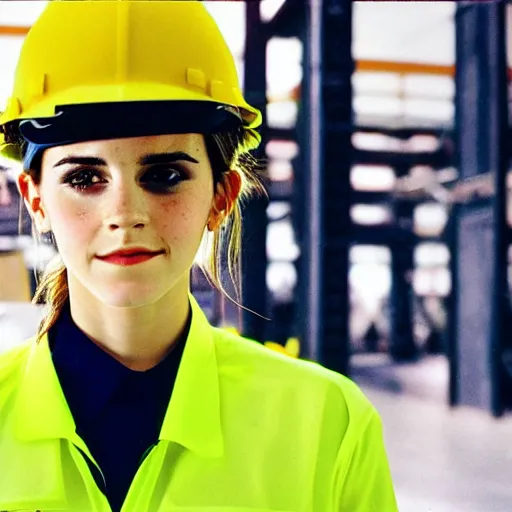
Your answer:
[156,194,211,242]
[46,195,98,246]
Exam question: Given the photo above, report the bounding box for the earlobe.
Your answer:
[207,201,225,232]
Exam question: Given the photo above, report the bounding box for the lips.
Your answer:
[97,248,164,259]
[96,250,164,266]
[107,251,159,258]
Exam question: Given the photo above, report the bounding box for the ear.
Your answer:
[207,170,242,232]
[17,172,51,233]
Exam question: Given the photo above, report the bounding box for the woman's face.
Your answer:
[32,134,217,307]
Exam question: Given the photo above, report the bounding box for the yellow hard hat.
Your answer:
[264,338,301,358]
[0,0,262,159]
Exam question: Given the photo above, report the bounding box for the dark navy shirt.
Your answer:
[49,300,188,512]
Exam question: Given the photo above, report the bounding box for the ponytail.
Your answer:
[32,254,69,343]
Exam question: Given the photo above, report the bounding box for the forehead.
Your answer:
[42,133,205,164]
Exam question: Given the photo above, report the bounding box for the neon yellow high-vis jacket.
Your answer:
[0,296,398,512]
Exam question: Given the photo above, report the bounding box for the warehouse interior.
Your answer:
[1,1,512,510]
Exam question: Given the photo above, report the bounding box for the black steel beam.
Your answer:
[353,148,451,171]
[300,0,353,375]
[241,1,269,342]
[267,127,296,142]
[264,0,305,38]
[351,190,391,204]
[452,2,510,416]
[355,125,454,140]
[268,180,293,201]
[389,201,419,361]
[350,224,419,246]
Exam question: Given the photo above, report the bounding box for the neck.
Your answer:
[66,276,191,371]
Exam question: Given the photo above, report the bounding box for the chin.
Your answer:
[96,285,169,309]
[101,296,157,309]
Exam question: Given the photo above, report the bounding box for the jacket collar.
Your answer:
[49,298,187,431]
[12,294,224,459]
[159,295,224,458]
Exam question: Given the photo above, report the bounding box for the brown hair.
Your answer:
[12,126,265,343]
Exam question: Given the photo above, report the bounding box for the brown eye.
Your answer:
[63,169,104,191]
[140,166,187,192]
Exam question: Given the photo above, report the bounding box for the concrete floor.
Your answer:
[352,353,449,403]
[361,385,512,512]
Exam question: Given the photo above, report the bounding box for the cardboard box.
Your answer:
[0,250,31,302]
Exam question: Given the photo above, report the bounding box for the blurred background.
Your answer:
[2,1,512,510]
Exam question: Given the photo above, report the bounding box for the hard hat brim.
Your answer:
[1,82,262,130]
[17,101,245,147]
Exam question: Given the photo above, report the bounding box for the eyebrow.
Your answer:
[53,151,200,168]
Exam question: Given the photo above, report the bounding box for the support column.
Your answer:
[241,1,269,341]
[389,201,418,361]
[301,0,353,375]
[452,2,509,416]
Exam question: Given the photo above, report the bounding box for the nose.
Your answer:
[105,180,150,231]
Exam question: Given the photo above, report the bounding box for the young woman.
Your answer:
[0,2,398,511]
